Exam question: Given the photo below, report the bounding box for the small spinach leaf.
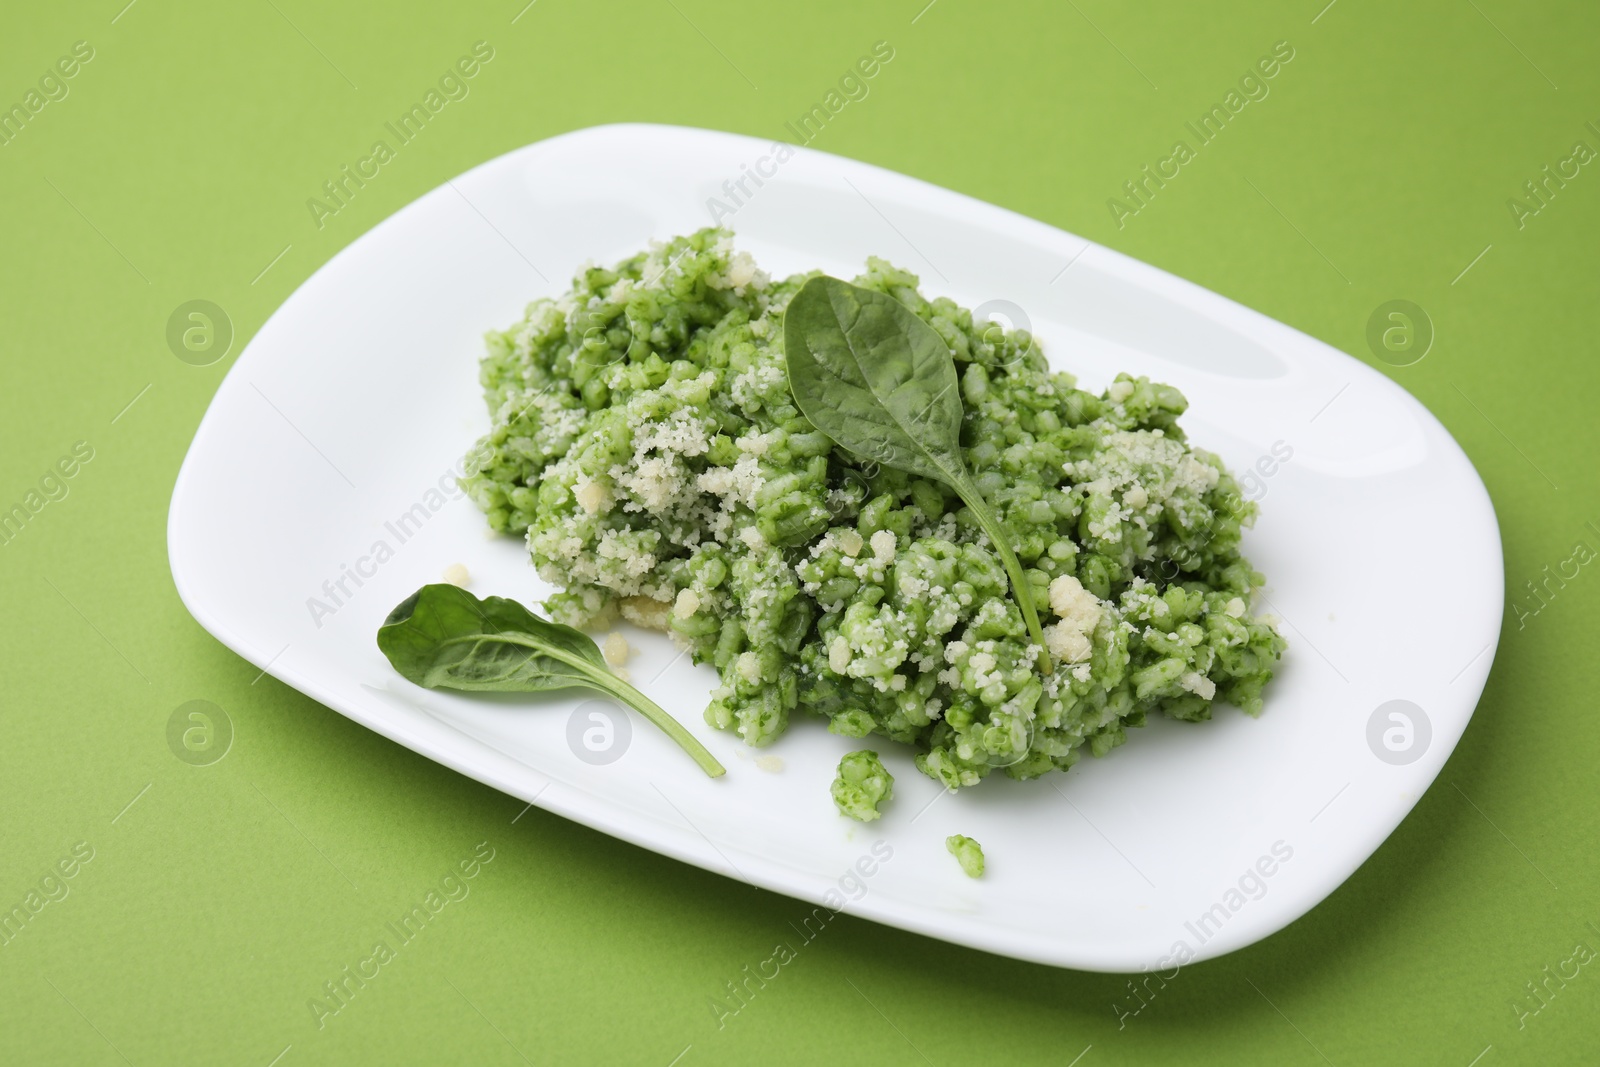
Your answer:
[378,584,725,777]
[783,275,1049,663]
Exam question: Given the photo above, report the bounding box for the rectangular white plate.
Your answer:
[169,123,1502,971]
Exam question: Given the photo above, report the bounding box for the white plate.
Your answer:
[168,123,1502,972]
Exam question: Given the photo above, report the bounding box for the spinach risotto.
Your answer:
[460,229,1285,791]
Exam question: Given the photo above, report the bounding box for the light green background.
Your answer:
[2,1,1596,1063]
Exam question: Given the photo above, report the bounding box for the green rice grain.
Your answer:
[946,835,985,878]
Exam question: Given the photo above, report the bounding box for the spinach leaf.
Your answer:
[783,275,1049,664]
[378,584,725,777]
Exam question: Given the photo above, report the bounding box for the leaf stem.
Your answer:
[488,634,726,778]
[587,671,728,779]
[956,475,1052,671]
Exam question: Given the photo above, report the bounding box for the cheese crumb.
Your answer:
[441,563,470,587]
[1043,622,1093,664]
[1044,574,1102,663]
[728,251,761,289]
[601,632,631,667]
[1048,574,1102,627]
[1179,671,1217,700]
[735,431,771,457]
[829,635,852,673]
[674,588,701,619]
[1225,597,1247,618]
[574,479,608,515]
[838,529,864,558]
[869,529,897,566]
[619,595,672,631]
[1107,379,1134,404]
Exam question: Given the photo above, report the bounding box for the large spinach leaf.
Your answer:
[783,275,1049,663]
